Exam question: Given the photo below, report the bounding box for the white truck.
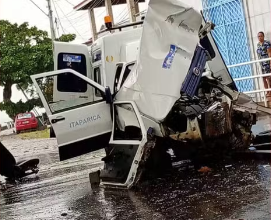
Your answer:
[53,26,142,103]
[31,0,270,189]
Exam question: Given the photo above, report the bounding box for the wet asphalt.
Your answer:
[0,117,270,220]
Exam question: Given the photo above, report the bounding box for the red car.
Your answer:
[15,112,38,134]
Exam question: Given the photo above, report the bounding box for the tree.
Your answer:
[0,20,76,119]
[0,99,42,120]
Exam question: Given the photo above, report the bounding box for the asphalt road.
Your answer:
[0,118,270,220]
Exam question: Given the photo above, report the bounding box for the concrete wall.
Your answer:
[243,0,271,62]
[189,0,269,95]
[190,0,270,63]
[242,0,271,95]
[157,0,270,65]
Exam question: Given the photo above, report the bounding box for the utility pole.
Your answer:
[47,0,56,41]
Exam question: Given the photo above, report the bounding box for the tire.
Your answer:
[49,127,56,138]
[144,140,172,179]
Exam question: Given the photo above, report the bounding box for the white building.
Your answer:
[187,0,270,94]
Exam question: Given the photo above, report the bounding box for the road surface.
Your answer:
[0,118,270,220]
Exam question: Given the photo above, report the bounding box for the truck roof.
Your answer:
[90,26,143,51]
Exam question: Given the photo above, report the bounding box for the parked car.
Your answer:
[15,112,38,134]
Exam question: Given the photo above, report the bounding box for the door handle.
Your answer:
[51,117,65,124]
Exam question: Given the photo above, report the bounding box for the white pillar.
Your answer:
[105,0,114,25]
[88,9,97,41]
[134,2,139,15]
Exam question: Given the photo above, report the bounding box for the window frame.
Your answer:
[57,52,88,93]
[92,49,102,63]
[93,66,103,97]
[113,63,124,94]
[36,73,106,115]
[120,62,135,88]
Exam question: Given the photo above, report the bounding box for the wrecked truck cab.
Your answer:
[31,0,270,189]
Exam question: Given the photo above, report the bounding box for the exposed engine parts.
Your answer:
[164,74,259,160]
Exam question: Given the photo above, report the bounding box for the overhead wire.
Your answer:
[62,13,88,23]
[118,0,141,24]
[29,0,48,17]
[75,0,118,38]
[58,0,88,20]
[55,0,85,40]
[53,0,141,41]
[59,0,104,23]
[74,0,107,29]
[53,0,66,34]
[95,0,119,19]
[59,0,115,27]
[115,0,140,23]
[116,8,128,22]
[81,29,91,35]
[116,9,130,23]
[59,10,78,18]
[64,0,75,6]
[55,17,60,38]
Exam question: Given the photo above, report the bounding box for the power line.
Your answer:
[59,0,104,26]
[117,0,140,23]
[54,0,131,40]
[64,0,75,6]
[55,1,85,39]
[55,17,60,38]
[116,7,129,22]
[95,0,120,21]
[53,0,66,34]
[62,12,88,22]
[90,0,104,10]
[59,9,77,19]
[29,0,48,17]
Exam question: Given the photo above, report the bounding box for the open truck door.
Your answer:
[99,101,148,189]
[31,69,113,161]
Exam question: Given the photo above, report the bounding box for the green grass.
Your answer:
[19,128,50,139]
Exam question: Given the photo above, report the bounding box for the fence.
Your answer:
[228,57,271,107]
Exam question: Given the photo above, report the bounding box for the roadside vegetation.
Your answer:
[19,128,50,139]
[0,20,76,119]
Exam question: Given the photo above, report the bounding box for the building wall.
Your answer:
[243,0,271,61]
[192,0,271,62]
[201,0,254,91]
[242,0,271,94]
[186,0,270,95]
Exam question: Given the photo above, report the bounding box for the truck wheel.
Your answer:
[50,127,56,138]
[144,141,172,179]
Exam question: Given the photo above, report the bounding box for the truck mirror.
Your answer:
[105,86,113,104]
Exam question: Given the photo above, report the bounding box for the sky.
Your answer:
[0,0,149,125]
